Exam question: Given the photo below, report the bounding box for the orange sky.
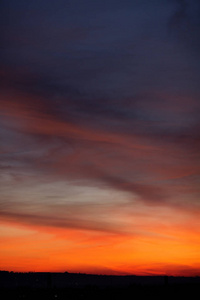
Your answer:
[1,197,200,276]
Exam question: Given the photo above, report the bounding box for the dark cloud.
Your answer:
[0,0,200,236]
[169,0,200,53]
[0,208,121,234]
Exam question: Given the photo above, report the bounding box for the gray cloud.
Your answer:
[0,0,200,235]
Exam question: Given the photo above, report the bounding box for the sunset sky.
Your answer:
[0,0,200,276]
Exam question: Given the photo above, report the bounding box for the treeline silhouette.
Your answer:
[0,271,199,299]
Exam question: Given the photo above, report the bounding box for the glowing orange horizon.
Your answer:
[1,218,200,277]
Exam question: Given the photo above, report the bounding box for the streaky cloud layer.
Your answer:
[0,0,200,275]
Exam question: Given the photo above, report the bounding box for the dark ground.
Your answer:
[1,284,199,300]
[0,272,199,299]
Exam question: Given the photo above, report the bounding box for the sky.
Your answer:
[0,0,200,276]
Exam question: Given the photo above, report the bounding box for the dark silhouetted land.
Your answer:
[0,271,199,299]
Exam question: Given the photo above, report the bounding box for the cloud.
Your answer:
[0,80,199,214]
[168,0,200,53]
[0,2,200,275]
[0,209,120,234]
